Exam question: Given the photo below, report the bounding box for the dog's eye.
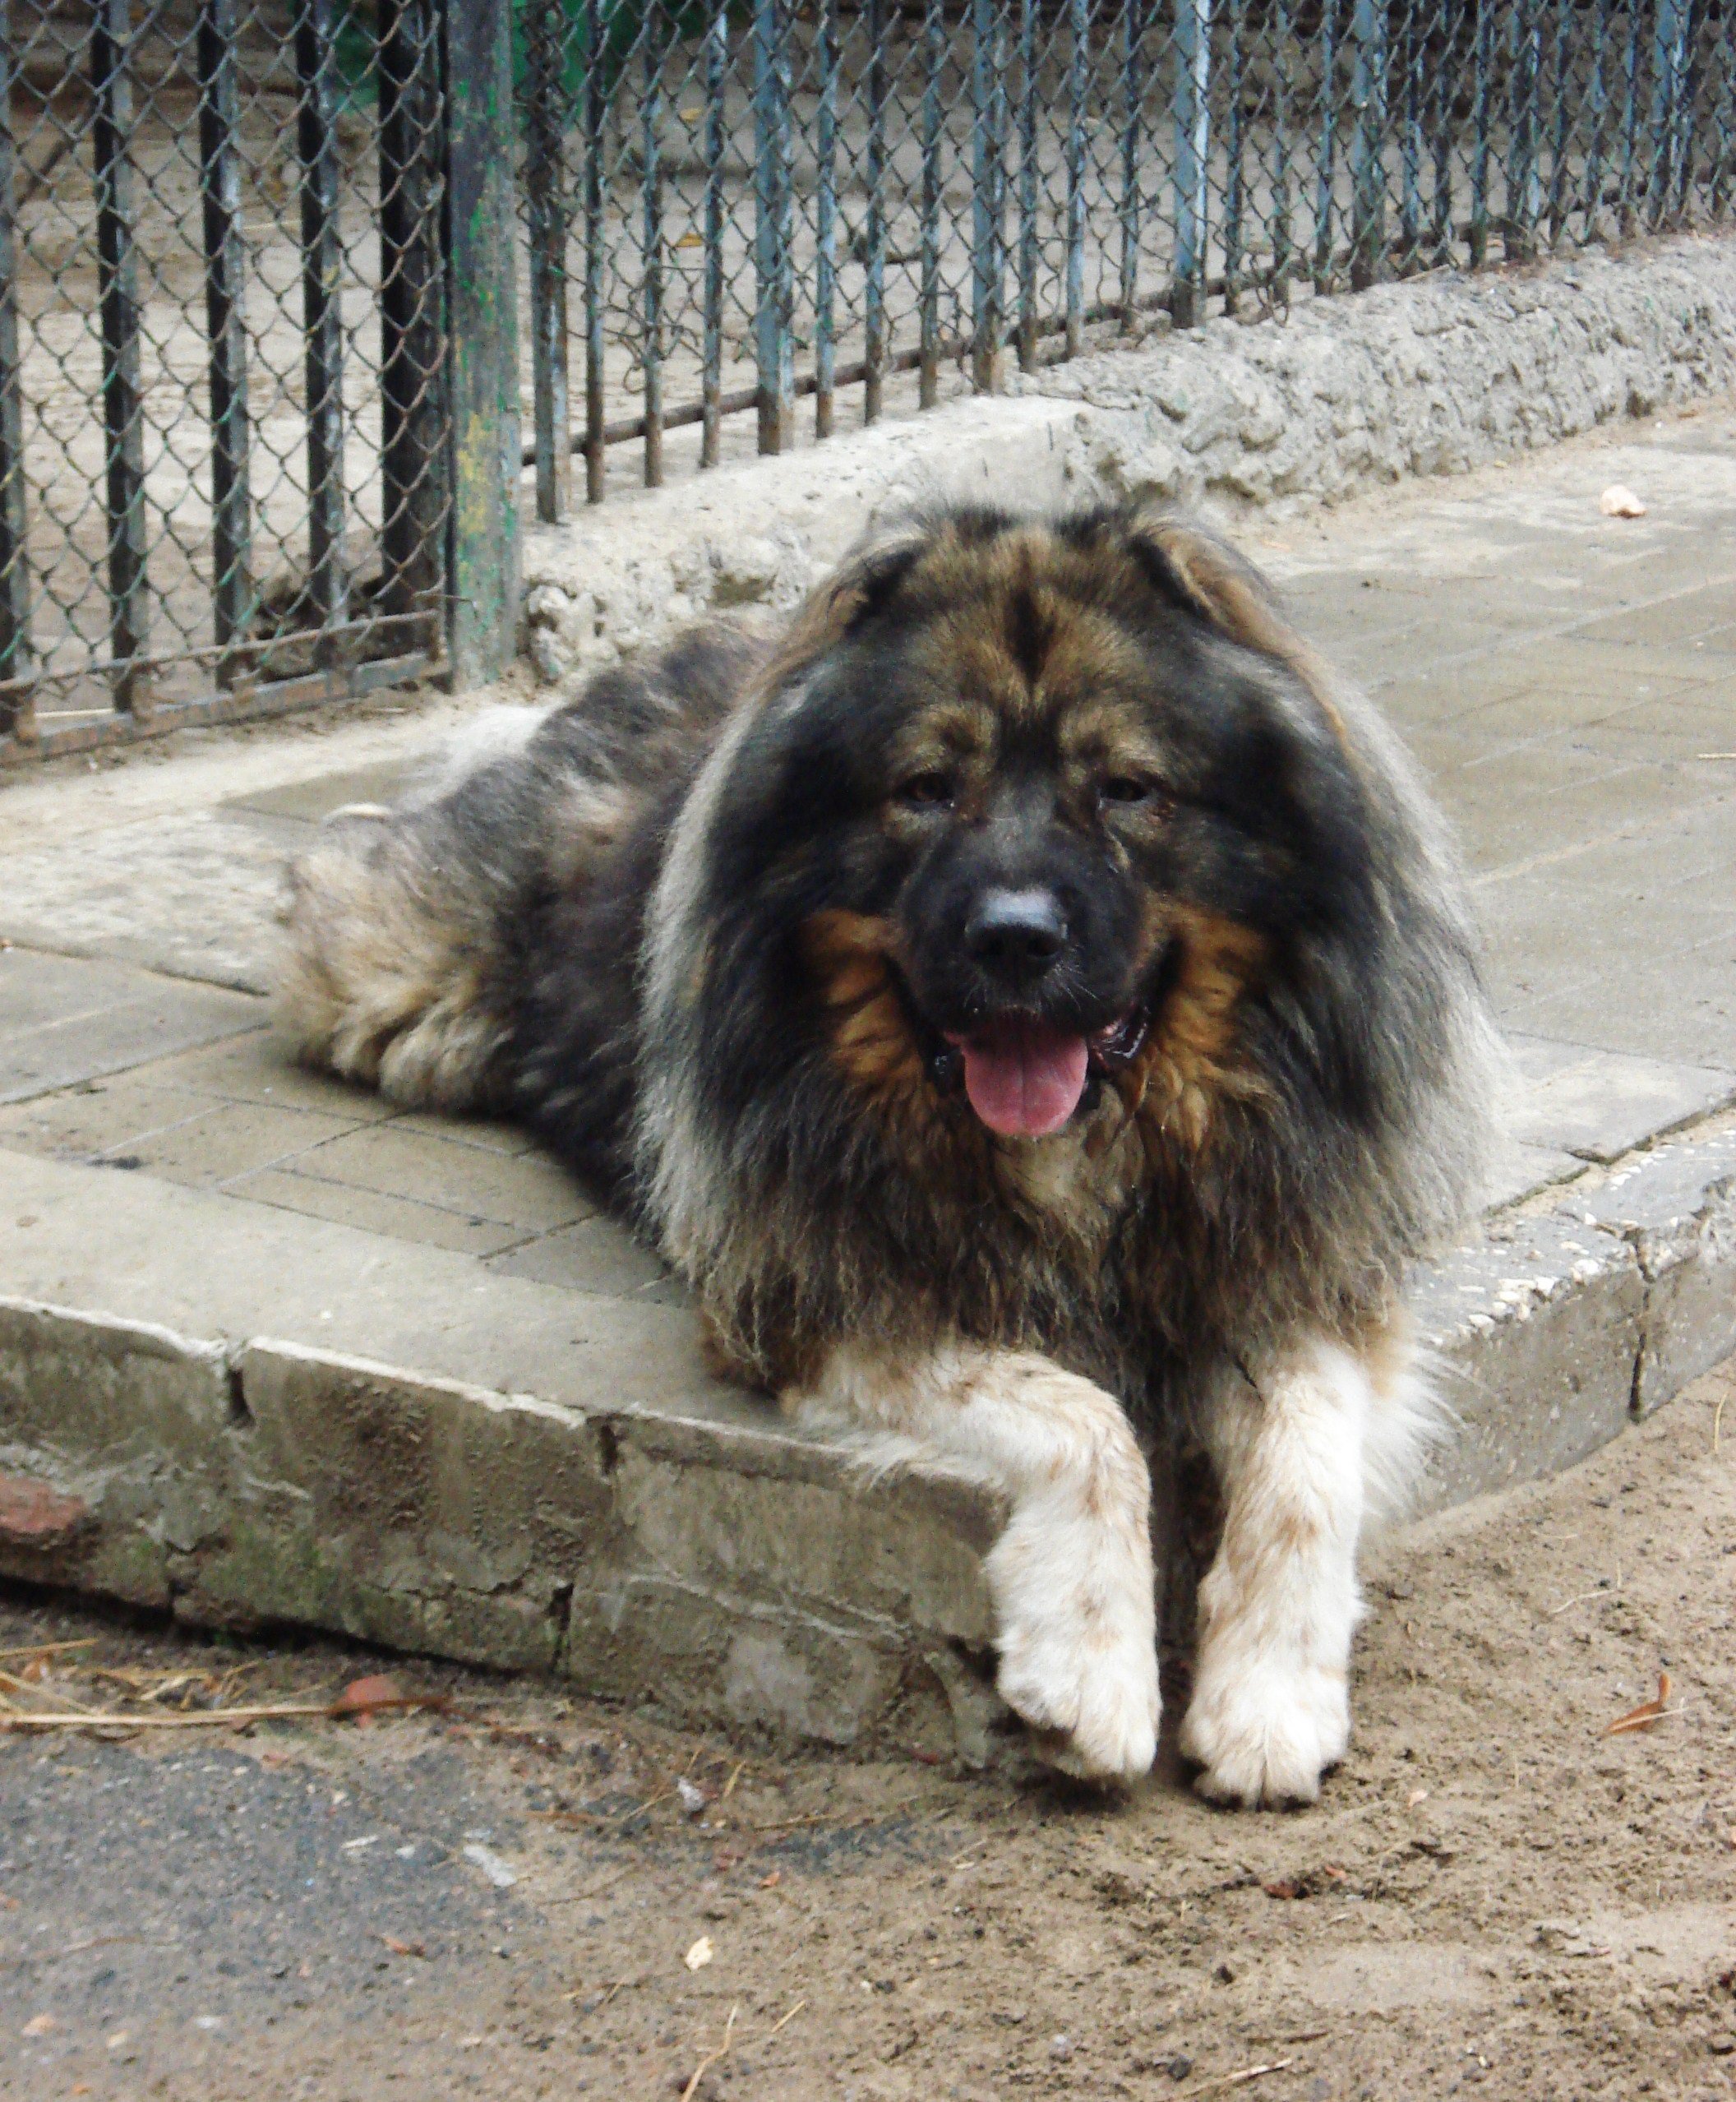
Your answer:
[1100,774,1159,807]
[898,771,956,810]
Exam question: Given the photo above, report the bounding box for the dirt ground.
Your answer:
[2,1357,1734,2102]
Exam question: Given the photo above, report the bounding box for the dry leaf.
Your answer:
[1406,1787,1430,1808]
[381,1934,427,1958]
[21,2013,56,2036]
[1600,483,1647,518]
[330,1674,447,1719]
[685,1934,714,1972]
[758,1869,782,1890]
[1604,1670,1674,1735]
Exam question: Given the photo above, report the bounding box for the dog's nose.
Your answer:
[964,887,1067,980]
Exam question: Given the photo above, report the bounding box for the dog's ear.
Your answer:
[1121,507,1299,662]
[1122,506,1348,742]
[777,519,931,666]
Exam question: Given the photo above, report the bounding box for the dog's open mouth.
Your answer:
[942,1008,1150,1139]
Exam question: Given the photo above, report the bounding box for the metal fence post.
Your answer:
[1348,0,1387,289]
[1063,0,1085,359]
[525,0,572,524]
[1221,0,1244,304]
[296,0,347,666]
[1506,0,1540,261]
[702,0,727,462]
[1311,0,1337,292]
[815,0,838,437]
[754,0,794,451]
[378,0,446,652]
[0,25,32,738]
[864,0,889,423]
[972,0,1006,390]
[919,0,944,408]
[92,0,150,713]
[443,0,520,685]
[1470,0,1494,266]
[197,0,253,677]
[584,0,607,501]
[1271,0,1294,302]
[1649,0,1689,229]
[1017,0,1039,371]
[1120,0,1145,327]
[641,9,667,486]
[1172,0,1211,326]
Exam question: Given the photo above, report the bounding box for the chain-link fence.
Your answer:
[522,0,1736,515]
[3,4,1734,760]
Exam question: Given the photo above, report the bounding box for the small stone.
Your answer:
[1168,2056,1194,2081]
[1049,2034,1075,2063]
[0,1474,91,1550]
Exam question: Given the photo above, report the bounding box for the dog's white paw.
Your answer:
[1179,1648,1349,1809]
[989,1516,1159,1786]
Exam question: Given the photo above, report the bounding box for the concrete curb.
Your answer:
[520,235,1736,686]
[2,1120,1732,1758]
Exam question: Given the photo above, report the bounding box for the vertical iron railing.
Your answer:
[11,0,1736,758]
[92,0,150,712]
[0,25,30,737]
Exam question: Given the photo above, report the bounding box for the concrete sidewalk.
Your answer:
[1,400,1734,1756]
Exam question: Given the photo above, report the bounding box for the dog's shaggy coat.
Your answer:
[278,505,1499,1799]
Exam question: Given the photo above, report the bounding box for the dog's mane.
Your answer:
[635,503,1499,1408]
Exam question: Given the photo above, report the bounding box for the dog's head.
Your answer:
[672,504,1392,1158]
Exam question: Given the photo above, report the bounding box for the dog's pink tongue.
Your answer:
[953,1020,1089,1138]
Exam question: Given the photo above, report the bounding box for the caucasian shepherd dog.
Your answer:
[278,502,1498,1806]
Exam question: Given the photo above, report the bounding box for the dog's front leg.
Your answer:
[788,1343,1159,1784]
[1179,1337,1378,1809]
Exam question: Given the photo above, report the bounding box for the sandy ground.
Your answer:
[2,1357,1733,2100]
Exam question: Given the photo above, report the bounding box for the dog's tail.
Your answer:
[274,707,548,1111]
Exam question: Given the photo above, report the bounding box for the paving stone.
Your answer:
[1506,1035,1736,1161]
[140,1030,402,1123]
[1480,1141,1584,1213]
[284,1122,596,1232]
[391,1108,540,1158]
[0,949,265,1103]
[220,1167,538,1259]
[486,1214,681,1300]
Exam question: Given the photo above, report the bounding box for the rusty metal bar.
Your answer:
[198,0,254,674]
[91,0,150,712]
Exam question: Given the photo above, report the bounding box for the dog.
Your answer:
[277,502,1498,1804]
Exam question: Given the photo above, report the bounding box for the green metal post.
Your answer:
[445,0,521,688]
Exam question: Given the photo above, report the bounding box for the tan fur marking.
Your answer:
[1131,903,1269,1151]
[801,909,929,1109]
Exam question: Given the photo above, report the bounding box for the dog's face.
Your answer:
[708,507,1372,1145]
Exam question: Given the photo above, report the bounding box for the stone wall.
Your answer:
[521,234,1736,687]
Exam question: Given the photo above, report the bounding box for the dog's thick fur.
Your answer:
[278,504,1499,1802]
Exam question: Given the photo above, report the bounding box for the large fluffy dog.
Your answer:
[278,503,1498,1804]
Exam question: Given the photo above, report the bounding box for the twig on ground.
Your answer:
[681,2004,739,2101]
[1714,1391,1727,1455]
[0,1640,98,1665]
[0,1699,335,1733]
[679,1999,805,2101]
[1175,2059,1297,2100]
[1547,1567,1622,1617]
